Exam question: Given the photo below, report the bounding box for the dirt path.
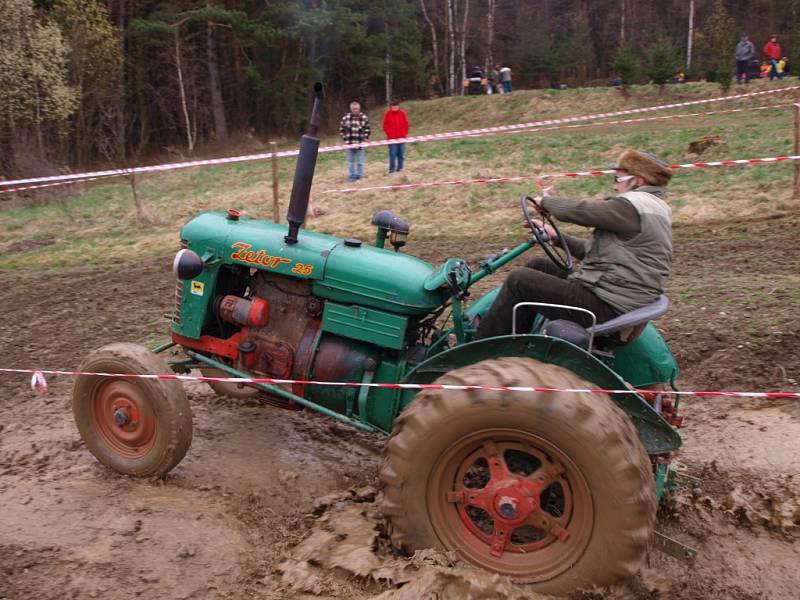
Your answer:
[1,216,798,599]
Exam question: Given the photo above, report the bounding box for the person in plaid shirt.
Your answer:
[339,101,371,181]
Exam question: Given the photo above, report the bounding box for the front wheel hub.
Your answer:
[113,407,130,426]
[91,380,156,459]
[497,496,518,519]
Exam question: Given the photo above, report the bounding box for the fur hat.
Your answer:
[611,150,672,187]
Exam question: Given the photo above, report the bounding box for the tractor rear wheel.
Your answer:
[381,357,655,594]
[73,343,193,477]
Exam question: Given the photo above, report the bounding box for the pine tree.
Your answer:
[644,34,681,93]
[612,41,639,96]
[699,0,736,91]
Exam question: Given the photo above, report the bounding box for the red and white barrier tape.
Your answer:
[1,85,797,190]
[441,103,789,142]
[0,175,115,196]
[320,154,800,195]
[0,104,784,194]
[1,367,797,400]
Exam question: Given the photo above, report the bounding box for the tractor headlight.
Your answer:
[173,249,204,280]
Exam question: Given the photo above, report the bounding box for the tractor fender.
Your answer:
[402,334,681,455]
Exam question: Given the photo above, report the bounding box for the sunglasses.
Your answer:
[613,174,635,183]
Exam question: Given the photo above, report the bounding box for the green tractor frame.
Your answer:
[72,85,692,594]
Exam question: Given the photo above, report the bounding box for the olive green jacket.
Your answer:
[542,187,672,313]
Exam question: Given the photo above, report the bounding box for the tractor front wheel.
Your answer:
[381,357,655,594]
[72,343,193,477]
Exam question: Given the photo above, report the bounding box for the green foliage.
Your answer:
[644,34,681,90]
[699,0,736,91]
[384,21,428,99]
[52,0,123,163]
[53,0,122,90]
[6,0,800,177]
[612,43,639,89]
[565,5,593,82]
[0,0,77,128]
[511,5,562,84]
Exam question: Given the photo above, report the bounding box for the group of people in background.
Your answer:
[735,33,790,83]
[338,99,409,181]
[465,64,513,95]
[338,31,793,181]
[338,61,512,180]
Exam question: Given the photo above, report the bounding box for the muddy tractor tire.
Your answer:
[72,343,193,478]
[201,367,261,399]
[381,357,655,594]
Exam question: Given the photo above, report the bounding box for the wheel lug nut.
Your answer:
[113,408,130,426]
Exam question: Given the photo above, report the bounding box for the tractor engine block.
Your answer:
[225,272,321,381]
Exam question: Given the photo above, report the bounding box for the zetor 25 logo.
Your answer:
[230,242,314,276]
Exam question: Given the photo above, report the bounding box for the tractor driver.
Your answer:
[476,149,673,338]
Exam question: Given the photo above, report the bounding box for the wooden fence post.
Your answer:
[794,103,800,201]
[270,141,280,221]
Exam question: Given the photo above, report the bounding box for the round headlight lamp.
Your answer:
[173,249,204,280]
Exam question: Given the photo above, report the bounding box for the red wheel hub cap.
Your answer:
[448,440,573,558]
[91,380,156,459]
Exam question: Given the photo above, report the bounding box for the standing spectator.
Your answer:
[760,61,771,78]
[734,34,755,83]
[776,57,787,79]
[487,65,499,95]
[499,65,513,93]
[339,101,371,181]
[491,64,503,94]
[763,34,782,81]
[382,99,410,174]
[780,57,791,77]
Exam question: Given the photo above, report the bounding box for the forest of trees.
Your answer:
[1,0,799,178]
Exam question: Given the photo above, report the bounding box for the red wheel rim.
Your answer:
[91,379,157,459]
[427,429,594,581]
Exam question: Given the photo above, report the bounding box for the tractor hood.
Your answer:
[180,212,443,315]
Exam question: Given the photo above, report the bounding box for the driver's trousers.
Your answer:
[476,258,619,338]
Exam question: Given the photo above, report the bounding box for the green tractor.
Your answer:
[72,86,686,594]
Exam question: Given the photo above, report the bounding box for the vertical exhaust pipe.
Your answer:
[285,83,324,245]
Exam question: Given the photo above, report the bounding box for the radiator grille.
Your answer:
[173,240,187,325]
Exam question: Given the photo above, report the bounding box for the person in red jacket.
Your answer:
[763,34,783,80]
[382,99,410,173]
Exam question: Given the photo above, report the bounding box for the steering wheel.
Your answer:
[521,195,573,272]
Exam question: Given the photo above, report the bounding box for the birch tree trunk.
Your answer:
[115,0,127,161]
[174,28,195,153]
[206,16,228,142]
[447,0,456,95]
[620,0,626,43]
[460,0,469,95]
[486,0,495,71]
[385,21,392,103]
[420,0,440,90]
[686,0,695,72]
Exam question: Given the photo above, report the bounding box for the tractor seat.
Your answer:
[588,295,669,343]
[541,295,669,349]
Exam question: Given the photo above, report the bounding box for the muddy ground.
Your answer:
[1,214,799,599]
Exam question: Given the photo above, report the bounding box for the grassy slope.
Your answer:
[1,79,797,273]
